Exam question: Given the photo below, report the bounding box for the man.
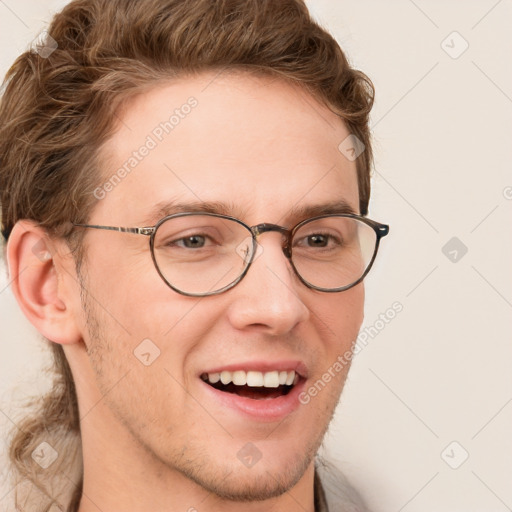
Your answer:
[0,0,388,510]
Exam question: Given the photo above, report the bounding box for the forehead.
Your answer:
[94,72,359,225]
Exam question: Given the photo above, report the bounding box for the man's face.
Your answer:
[70,72,364,500]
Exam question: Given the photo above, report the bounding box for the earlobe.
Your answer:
[6,220,82,345]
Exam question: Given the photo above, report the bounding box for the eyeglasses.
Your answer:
[73,212,389,297]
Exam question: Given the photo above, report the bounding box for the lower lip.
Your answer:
[200,378,306,422]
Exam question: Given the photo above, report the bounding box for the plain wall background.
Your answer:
[1,1,511,511]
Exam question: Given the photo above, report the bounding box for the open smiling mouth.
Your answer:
[200,370,299,400]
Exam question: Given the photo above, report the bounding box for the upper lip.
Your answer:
[200,361,308,379]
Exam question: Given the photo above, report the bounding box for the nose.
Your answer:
[226,234,310,335]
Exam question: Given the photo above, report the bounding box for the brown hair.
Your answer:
[0,0,374,509]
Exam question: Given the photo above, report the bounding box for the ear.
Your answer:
[6,220,82,345]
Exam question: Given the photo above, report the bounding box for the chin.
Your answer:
[186,456,312,502]
[165,437,317,503]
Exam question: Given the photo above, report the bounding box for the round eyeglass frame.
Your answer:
[74,212,389,297]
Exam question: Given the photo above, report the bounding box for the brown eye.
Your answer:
[306,234,329,247]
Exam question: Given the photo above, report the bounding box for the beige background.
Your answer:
[1,1,511,511]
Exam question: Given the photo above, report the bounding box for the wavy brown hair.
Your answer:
[0,0,374,510]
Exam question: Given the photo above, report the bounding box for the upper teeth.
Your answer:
[202,370,296,388]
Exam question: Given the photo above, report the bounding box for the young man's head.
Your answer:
[1,1,386,510]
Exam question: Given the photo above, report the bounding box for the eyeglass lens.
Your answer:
[151,214,378,296]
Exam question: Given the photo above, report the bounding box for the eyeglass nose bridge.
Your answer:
[250,223,292,259]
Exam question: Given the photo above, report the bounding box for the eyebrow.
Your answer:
[140,200,247,225]
[140,198,358,226]
[286,200,358,220]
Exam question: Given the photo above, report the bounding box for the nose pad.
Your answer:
[282,243,292,260]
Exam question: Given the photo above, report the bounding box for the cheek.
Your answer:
[83,268,224,383]
[314,284,365,347]
[303,287,364,413]
[85,247,188,333]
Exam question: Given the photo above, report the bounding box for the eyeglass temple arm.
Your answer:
[361,218,389,239]
[72,223,155,236]
[376,224,389,238]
